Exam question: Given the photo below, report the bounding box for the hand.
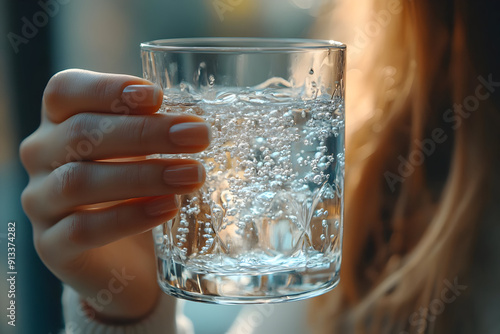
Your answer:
[20,69,211,323]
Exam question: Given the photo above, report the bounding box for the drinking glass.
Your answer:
[141,38,345,304]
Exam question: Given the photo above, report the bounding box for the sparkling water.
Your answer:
[153,87,344,303]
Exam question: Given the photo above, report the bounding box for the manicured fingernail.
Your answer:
[169,122,211,147]
[122,84,161,108]
[163,164,204,186]
[145,195,179,216]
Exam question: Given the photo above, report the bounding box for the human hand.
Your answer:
[20,69,210,323]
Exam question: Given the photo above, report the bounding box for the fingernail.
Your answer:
[122,84,161,108]
[169,122,211,147]
[163,164,204,186]
[145,195,179,216]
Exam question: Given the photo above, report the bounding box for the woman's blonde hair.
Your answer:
[310,0,500,332]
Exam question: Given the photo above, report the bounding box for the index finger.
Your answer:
[43,69,163,123]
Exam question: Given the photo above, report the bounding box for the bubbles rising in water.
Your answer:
[159,89,344,275]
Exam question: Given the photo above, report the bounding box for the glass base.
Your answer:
[157,256,340,304]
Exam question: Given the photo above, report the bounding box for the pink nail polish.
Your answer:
[169,122,211,147]
[163,164,204,186]
[122,85,161,108]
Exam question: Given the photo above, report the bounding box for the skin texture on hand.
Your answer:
[20,69,211,323]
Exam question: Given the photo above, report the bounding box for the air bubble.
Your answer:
[163,92,344,265]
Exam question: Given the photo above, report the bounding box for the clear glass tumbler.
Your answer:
[142,38,345,304]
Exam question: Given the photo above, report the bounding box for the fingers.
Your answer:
[24,159,205,223]
[35,195,179,262]
[33,113,210,168]
[43,69,162,123]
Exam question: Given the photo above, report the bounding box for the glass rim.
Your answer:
[140,37,346,53]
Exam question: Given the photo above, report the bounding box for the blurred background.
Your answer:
[0,1,340,333]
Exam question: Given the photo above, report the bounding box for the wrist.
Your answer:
[80,291,161,325]
[62,285,181,333]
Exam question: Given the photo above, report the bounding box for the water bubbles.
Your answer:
[313,175,323,184]
[186,206,200,215]
[251,191,276,215]
[238,142,250,150]
[222,191,233,204]
[314,208,325,217]
[162,92,344,263]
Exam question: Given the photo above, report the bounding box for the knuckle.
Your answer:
[64,114,95,154]
[135,116,151,147]
[20,186,37,219]
[134,163,149,188]
[54,162,88,199]
[92,76,115,103]
[35,229,62,265]
[19,133,42,172]
[43,69,75,109]
[67,209,117,248]
[119,163,145,189]
[33,234,49,264]
[33,229,57,266]
[65,213,92,247]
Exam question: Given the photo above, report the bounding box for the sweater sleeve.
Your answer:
[61,285,194,334]
[225,300,308,334]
